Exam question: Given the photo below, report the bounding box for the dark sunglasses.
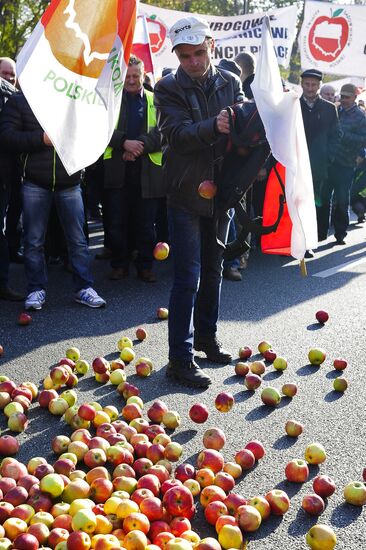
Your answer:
[340,94,353,99]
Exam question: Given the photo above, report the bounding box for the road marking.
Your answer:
[313,257,366,278]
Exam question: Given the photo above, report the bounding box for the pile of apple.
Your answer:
[0,324,364,550]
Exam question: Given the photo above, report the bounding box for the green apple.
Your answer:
[71,508,97,533]
[305,524,336,550]
[333,377,348,392]
[273,357,288,371]
[60,389,77,407]
[308,348,326,365]
[109,369,127,385]
[40,473,65,497]
[343,481,366,506]
[305,442,326,465]
[117,337,133,351]
[66,347,80,361]
[261,387,281,407]
[75,360,90,375]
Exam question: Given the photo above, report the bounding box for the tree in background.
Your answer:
[0,0,48,58]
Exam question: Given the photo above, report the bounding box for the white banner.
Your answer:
[300,1,366,77]
[138,3,297,70]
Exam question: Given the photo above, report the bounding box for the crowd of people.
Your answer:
[1,16,366,386]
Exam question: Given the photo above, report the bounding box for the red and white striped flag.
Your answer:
[16,0,138,175]
[252,17,318,260]
[132,15,154,77]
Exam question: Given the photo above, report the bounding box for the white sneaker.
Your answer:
[25,290,46,310]
[74,287,106,308]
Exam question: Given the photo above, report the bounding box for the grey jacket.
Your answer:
[335,104,366,167]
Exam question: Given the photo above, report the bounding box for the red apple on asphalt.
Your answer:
[175,463,195,483]
[224,493,249,515]
[363,468,366,483]
[136,327,147,341]
[203,428,226,451]
[234,362,250,376]
[18,312,32,326]
[204,500,228,526]
[0,435,19,455]
[285,420,303,437]
[200,485,227,507]
[282,383,298,397]
[8,412,29,432]
[147,400,169,424]
[302,493,325,516]
[198,180,217,199]
[214,392,234,413]
[263,348,277,362]
[13,533,40,550]
[235,504,262,532]
[261,387,281,406]
[153,242,170,261]
[343,481,366,506]
[162,485,194,517]
[244,373,262,390]
[213,471,235,493]
[92,356,110,374]
[234,449,255,470]
[265,489,290,515]
[285,459,309,483]
[0,344,3,356]
[238,346,252,360]
[136,362,152,377]
[316,310,329,324]
[196,449,224,474]
[333,358,347,371]
[312,475,336,498]
[38,389,58,408]
[0,380,16,394]
[245,440,265,460]
[189,403,209,424]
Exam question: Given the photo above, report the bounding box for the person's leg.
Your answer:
[54,184,93,291]
[104,187,129,275]
[135,197,158,277]
[223,210,241,281]
[317,176,335,241]
[194,210,232,363]
[6,177,23,261]
[22,182,52,293]
[0,181,11,289]
[333,166,354,243]
[168,207,201,362]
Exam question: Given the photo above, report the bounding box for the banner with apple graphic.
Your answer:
[300,1,366,77]
[138,2,297,72]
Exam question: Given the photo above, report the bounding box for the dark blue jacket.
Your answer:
[335,105,366,168]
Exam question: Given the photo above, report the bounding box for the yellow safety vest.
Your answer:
[104,89,162,166]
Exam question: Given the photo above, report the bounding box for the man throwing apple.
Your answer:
[154,16,243,387]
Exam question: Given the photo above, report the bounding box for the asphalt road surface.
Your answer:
[1,217,366,549]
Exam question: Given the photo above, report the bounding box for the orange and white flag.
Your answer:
[16,0,138,175]
[132,15,154,77]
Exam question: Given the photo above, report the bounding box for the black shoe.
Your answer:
[137,268,157,283]
[305,249,315,259]
[223,267,242,281]
[9,251,24,264]
[357,216,365,224]
[335,239,346,246]
[194,336,232,364]
[0,286,24,301]
[166,360,212,388]
[95,248,112,260]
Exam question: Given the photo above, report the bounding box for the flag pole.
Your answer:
[300,259,307,277]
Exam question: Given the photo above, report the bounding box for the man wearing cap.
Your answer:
[300,69,339,245]
[154,16,243,388]
[318,83,366,244]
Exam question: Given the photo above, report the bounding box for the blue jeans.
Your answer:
[0,179,10,286]
[167,207,231,361]
[223,209,240,270]
[22,182,93,293]
[318,164,354,241]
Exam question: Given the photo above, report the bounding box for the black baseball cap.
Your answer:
[300,69,323,80]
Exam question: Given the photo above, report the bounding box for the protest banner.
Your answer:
[138,2,297,70]
[300,1,366,77]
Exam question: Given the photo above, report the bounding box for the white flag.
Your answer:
[17,0,138,175]
[251,17,318,260]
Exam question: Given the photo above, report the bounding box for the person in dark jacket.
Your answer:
[0,77,23,301]
[103,55,164,283]
[0,92,105,310]
[318,83,366,244]
[350,149,366,223]
[234,51,255,99]
[154,16,244,388]
[300,69,339,244]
